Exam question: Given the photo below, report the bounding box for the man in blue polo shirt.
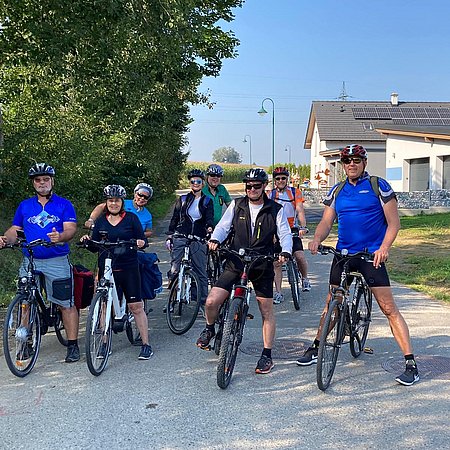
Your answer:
[0,163,80,363]
[296,144,419,386]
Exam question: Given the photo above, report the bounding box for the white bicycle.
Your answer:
[77,235,143,376]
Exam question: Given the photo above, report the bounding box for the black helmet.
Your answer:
[28,163,55,179]
[206,164,224,177]
[103,184,127,199]
[134,182,153,199]
[187,169,205,180]
[243,168,268,183]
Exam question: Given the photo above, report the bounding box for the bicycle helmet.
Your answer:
[340,144,368,160]
[103,184,127,199]
[134,182,153,199]
[243,168,269,183]
[28,163,55,179]
[187,169,205,180]
[273,166,289,177]
[206,164,224,177]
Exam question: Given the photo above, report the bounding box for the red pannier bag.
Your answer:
[73,264,95,309]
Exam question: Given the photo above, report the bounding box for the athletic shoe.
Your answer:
[273,292,284,304]
[138,344,154,360]
[96,343,111,359]
[196,327,215,349]
[255,355,274,374]
[65,343,80,363]
[395,360,419,386]
[302,278,311,291]
[296,346,318,366]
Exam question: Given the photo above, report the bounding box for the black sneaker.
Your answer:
[196,327,215,349]
[96,343,111,359]
[138,344,154,360]
[65,344,80,363]
[255,355,274,374]
[296,346,318,366]
[395,360,419,386]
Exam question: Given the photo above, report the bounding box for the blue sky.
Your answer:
[185,0,450,166]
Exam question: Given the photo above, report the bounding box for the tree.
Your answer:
[212,146,241,164]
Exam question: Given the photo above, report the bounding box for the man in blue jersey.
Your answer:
[296,145,419,386]
[0,163,80,363]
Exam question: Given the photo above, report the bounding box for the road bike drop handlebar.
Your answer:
[317,244,375,262]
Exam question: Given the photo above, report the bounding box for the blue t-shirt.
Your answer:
[323,173,396,253]
[124,199,152,232]
[13,194,77,259]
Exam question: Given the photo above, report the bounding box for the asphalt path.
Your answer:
[1,205,450,449]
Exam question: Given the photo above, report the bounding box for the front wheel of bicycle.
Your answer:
[85,292,112,376]
[350,279,373,358]
[217,296,244,389]
[3,294,42,377]
[166,269,201,335]
[317,298,345,391]
[286,260,301,310]
[54,307,69,347]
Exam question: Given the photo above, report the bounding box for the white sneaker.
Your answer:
[273,292,284,304]
[302,278,311,291]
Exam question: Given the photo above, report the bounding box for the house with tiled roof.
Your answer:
[304,94,450,191]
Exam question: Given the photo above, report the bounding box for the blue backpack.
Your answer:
[137,252,163,300]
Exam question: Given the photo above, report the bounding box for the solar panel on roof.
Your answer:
[439,109,450,118]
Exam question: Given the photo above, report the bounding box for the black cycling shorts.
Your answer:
[113,267,142,303]
[329,255,390,288]
[274,236,303,254]
[214,260,274,299]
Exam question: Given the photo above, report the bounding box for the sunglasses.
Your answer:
[341,157,363,165]
[245,183,263,190]
[190,179,203,185]
[136,192,150,200]
[275,176,287,181]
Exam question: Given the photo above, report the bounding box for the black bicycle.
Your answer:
[216,248,274,389]
[316,245,373,391]
[166,233,206,335]
[285,226,308,310]
[2,234,68,377]
[207,246,224,288]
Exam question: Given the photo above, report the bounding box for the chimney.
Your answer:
[390,92,399,106]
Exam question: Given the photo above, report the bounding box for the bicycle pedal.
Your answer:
[246,314,254,320]
[363,347,374,354]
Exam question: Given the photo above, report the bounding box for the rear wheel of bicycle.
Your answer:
[166,269,201,335]
[286,260,301,310]
[350,279,373,358]
[54,307,68,347]
[217,296,243,389]
[317,298,344,391]
[3,294,42,377]
[85,292,112,376]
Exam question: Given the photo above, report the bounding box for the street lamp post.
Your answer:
[258,97,275,186]
[285,145,292,165]
[243,135,252,165]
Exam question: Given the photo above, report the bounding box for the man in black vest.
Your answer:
[196,168,292,374]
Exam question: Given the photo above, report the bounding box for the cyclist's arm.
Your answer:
[0,225,23,246]
[223,187,232,206]
[373,198,400,267]
[167,196,182,235]
[210,200,235,243]
[84,203,105,228]
[295,191,307,229]
[308,205,336,254]
[47,222,77,243]
[276,207,293,256]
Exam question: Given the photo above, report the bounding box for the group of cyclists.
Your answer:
[1,144,419,386]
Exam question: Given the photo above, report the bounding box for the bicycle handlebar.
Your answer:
[0,238,63,250]
[317,245,374,262]
[171,232,207,244]
[218,246,275,265]
[76,238,145,251]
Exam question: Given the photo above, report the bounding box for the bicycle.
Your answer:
[2,234,69,377]
[215,247,274,389]
[285,226,309,310]
[77,235,145,376]
[315,245,374,391]
[207,246,224,288]
[166,232,205,335]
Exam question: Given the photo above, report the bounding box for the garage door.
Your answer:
[409,158,429,191]
[444,156,450,190]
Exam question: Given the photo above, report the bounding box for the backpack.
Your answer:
[333,176,380,200]
[138,252,163,300]
[270,186,297,203]
[73,264,95,310]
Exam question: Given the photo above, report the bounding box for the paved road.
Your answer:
[1,209,450,449]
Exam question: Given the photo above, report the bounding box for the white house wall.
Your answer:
[385,135,450,192]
